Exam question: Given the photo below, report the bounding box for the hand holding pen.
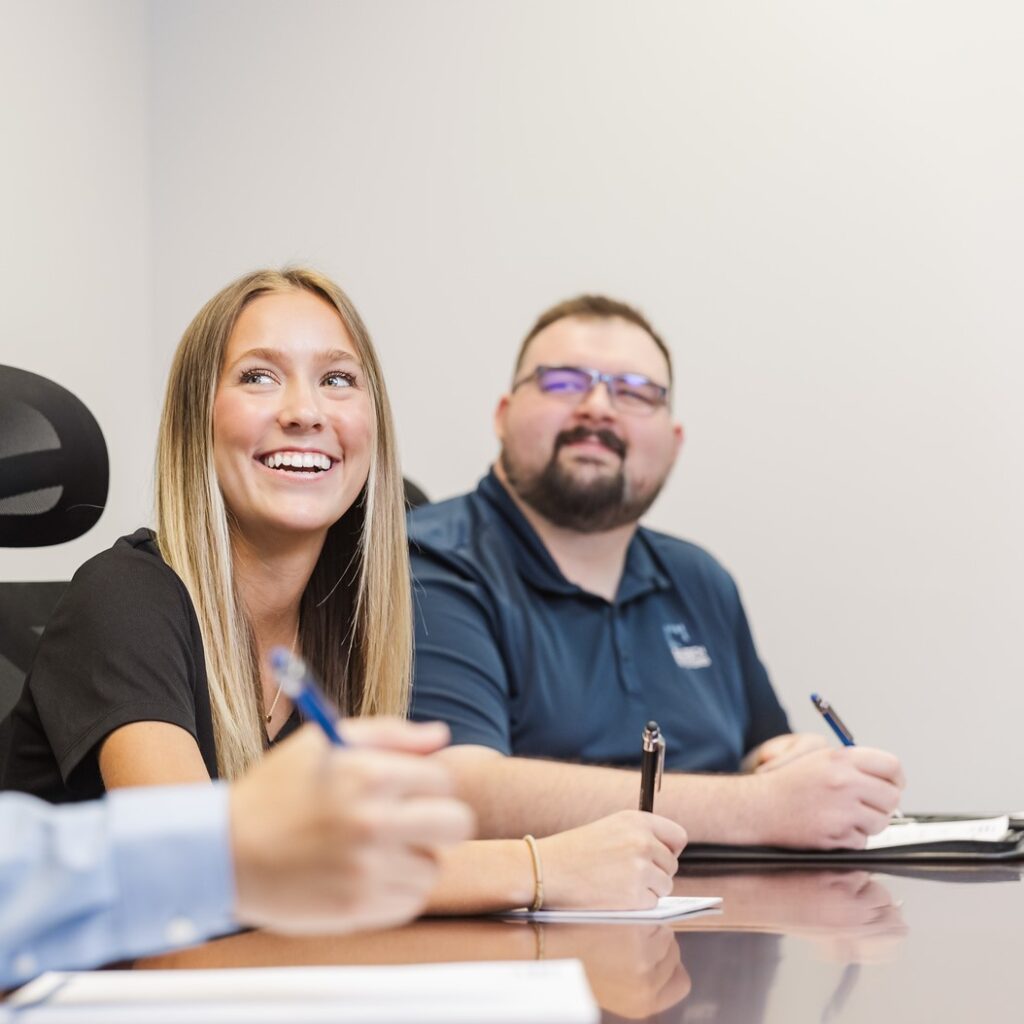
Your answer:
[811,693,904,819]
[245,648,473,932]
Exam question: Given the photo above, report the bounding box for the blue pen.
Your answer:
[811,692,904,818]
[810,693,855,746]
[270,646,345,746]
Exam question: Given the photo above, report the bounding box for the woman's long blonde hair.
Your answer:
[155,268,411,779]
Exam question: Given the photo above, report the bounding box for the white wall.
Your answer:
[8,1,1024,810]
[1,0,155,577]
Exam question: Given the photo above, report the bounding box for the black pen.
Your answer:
[639,721,665,812]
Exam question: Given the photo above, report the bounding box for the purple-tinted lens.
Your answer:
[536,367,592,395]
[609,375,666,408]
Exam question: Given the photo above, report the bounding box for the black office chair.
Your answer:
[403,477,429,511]
[0,365,109,733]
[0,365,108,548]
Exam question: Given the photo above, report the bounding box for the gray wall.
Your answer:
[4,0,1023,811]
[2,0,155,575]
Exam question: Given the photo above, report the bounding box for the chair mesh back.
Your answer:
[0,581,68,720]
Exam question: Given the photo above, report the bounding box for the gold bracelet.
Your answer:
[523,834,544,911]
[530,921,546,960]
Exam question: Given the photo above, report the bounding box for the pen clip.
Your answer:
[655,734,665,793]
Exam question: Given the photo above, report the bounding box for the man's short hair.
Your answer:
[514,295,673,384]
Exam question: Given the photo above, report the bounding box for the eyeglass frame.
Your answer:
[510,364,671,414]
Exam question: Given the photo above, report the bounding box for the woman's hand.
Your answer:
[545,922,691,1019]
[230,722,475,934]
[537,810,687,910]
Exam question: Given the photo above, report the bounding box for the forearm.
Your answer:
[436,746,769,844]
[0,787,235,989]
[425,840,536,915]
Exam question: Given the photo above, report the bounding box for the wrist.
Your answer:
[506,838,540,910]
[523,835,544,911]
[663,772,771,846]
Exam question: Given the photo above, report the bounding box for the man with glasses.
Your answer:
[408,295,904,850]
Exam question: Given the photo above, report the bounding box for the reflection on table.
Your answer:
[136,864,1022,1023]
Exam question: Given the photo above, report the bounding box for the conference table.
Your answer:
[133,860,1022,1022]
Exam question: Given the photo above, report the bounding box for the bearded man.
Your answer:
[408,296,904,850]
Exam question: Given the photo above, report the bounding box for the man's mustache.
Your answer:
[555,426,627,459]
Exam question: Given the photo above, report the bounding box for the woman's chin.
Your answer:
[232,509,341,548]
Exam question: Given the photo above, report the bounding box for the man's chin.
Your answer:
[522,475,628,533]
[557,451,621,476]
[501,447,659,532]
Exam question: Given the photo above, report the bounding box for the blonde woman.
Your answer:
[3,268,686,913]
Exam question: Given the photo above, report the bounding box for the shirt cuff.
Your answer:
[107,782,237,957]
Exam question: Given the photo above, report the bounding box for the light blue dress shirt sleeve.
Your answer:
[0,783,237,989]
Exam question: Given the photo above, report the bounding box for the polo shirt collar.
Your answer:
[476,469,671,604]
[619,531,673,604]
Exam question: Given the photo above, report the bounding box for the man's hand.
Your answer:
[742,733,828,774]
[229,721,475,934]
[748,747,905,849]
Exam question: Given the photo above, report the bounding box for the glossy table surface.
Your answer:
[135,861,1023,1023]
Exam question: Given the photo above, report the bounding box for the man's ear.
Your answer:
[493,394,512,442]
[672,421,685,458]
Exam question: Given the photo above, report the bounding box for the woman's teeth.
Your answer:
[261,452,333,472]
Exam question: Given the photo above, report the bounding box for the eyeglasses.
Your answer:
[512,365,670,415]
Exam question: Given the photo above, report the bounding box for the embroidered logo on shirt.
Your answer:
[663,623,712,670]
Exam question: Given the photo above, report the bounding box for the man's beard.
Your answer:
[501,426,665,533]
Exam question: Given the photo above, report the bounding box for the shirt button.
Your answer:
[165,916,200,946]
[13,952,38,978]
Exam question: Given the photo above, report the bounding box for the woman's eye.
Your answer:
[322,370,356,388]
[239,368,276,385]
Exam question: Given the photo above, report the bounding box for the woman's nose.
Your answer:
[277,381,324,431]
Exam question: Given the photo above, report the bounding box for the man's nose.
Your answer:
[575,379,617,419]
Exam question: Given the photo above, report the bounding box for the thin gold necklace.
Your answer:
[265,620,300,725]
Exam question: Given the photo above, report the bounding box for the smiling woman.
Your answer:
[1,267,688,918]
[153,271,409,780]
[2,268,410,795]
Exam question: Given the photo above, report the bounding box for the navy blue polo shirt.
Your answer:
[408,471,790,772]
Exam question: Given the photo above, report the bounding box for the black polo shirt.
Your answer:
[408,471,790,771]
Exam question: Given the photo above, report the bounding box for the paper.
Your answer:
[7,960,599,1024]
[502,895,722,922]
[865,815,1011,850]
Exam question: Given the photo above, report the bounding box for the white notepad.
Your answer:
[865,815,1010,850]
[8,960,599,1024]
[502,895,722,922]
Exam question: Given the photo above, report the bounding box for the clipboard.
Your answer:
[680,814,1024,864]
